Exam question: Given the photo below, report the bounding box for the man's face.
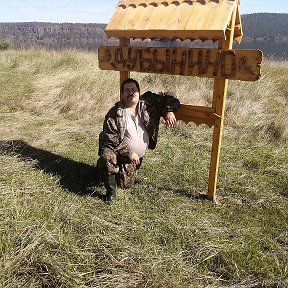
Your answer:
[122,82,140,108]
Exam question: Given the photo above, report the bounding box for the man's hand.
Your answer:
[130,152,140,165]
[163,111,177,128]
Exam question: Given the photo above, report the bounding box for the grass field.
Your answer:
[0,49,287,287]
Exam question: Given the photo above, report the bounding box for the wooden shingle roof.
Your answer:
[105,0,243,43]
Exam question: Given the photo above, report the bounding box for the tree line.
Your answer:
[0,22,116,51]
[241,13,288,40]
[0,13,287,51]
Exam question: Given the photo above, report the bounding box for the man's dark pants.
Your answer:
[97,147,142,191]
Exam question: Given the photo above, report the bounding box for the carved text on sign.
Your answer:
[99,46,262,81]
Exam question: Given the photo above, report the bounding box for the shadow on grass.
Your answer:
[158,186,209,201]
[0,140,211,202]
[0,140,105,200]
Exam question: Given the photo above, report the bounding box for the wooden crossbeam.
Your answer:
[176,104,220,127]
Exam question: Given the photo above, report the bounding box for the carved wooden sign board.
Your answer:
[99,46,262,81]
[98,0,263,202]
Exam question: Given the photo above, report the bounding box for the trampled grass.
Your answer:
[0,49,287,287]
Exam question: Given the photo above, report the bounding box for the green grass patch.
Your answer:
[0,50,287,287]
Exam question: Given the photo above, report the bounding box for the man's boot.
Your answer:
[104,174,117,203]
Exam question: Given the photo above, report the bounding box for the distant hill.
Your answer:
[0,13,287,56]
[241,13,288,40]
[236,13,288,58]
[0,22,115,50]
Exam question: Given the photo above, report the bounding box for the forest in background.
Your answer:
[0,13,287,57]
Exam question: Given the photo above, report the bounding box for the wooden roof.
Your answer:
[105,0,243,43]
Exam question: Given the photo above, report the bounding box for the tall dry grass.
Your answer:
[1,49,287,140]
[0,49,287,287]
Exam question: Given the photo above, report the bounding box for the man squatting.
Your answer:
[97,78,180,202]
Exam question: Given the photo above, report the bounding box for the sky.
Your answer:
[0,0,287,24]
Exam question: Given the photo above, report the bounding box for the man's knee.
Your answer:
[117,163,137,188]
[97,148,119,175]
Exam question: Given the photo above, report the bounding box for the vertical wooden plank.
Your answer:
[207,6,237,202]
[119,37,130,100]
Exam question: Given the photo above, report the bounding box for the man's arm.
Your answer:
[156,92,179,127]
[141,91,180,126]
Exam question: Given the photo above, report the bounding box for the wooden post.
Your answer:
[207,8,237,202]
[119,37,130,100]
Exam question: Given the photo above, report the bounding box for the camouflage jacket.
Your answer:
[98,91,180,157]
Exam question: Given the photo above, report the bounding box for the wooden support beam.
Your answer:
[119,37,130,100]
[207,7,237,202]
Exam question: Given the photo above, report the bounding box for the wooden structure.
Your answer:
[98,0,262,202]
